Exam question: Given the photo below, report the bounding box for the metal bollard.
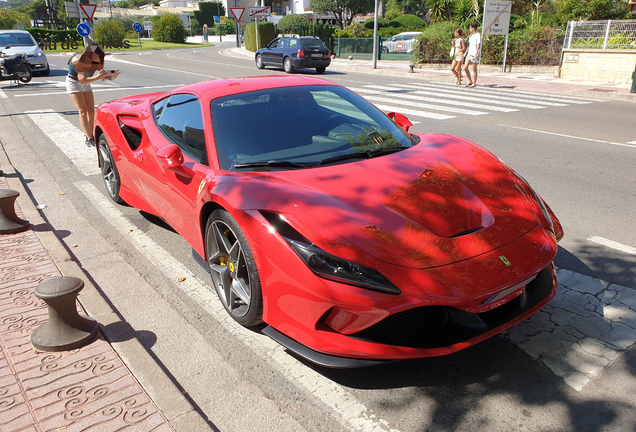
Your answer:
[0,188,30,234]
[31,277,98,352]
[408,64,415,73]
[631,65,636,94]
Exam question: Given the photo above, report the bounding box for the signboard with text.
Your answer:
[482,0,512,36]
[248,6,271,17]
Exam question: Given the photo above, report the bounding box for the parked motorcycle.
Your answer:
[0,48,33,84]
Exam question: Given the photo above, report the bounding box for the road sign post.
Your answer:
[133,22,143,49]
[230,8,245,47]
[481,0,512,73]
[248,7,270,50]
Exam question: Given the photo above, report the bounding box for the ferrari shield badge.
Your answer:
[499,255,512,267]
[198,180,206,195]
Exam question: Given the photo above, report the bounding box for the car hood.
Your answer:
[2,45,38,56]
[240,133,539,269]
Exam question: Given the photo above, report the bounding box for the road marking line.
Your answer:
[106,55,221,78]
[26,109,100,176]
[0,89,7,99]
[383,84,550,109]
[351,88,493,115]
[627,140,636,145]
[15,84,184,98]
[75,180,400,432]
[588,236,636,256]
[499,125,636,149]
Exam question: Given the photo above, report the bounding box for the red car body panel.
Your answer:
[94,76,563,363]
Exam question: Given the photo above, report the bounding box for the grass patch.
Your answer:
[42,39,211,53]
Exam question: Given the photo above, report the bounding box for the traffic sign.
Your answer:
[213,16,220,24]
[143,21,153,31]
[248,6,271,17]
[79,3,97,21]
[65,2,80,18]
[76,22,91,37]
[230,7,245,22]
[482,0,512,35]
[132,22,143,33]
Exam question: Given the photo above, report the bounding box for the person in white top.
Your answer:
[463,22,481,88]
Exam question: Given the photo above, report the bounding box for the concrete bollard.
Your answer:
[408,64,415,73]
[0,188,30,234]
[631,65,636,94]
[31,277,98,352]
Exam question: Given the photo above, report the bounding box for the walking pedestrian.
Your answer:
[463,22,481,88]
[66,43,120,147]
[450,29,466,85]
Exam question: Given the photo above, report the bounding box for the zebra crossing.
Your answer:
[350,81,595,121]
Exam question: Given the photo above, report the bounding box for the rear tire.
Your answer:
[283,57,295,73]
[255,54,265,69]
[97,135,124,204]
[315,67,326,74]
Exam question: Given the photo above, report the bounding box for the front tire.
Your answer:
[18,66,32,83]
[97,135,124,204]
[205,210,263,327]
[283,57,295,73]
[315,67,326,74]
[255,54,265,69]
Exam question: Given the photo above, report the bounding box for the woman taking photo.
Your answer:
[450,29,466,85]
[66,43,120,147]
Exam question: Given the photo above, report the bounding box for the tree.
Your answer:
[555,0,628,20]
[153,13,188,43]
[427,0,454,22]
[277,13,310,34]
[95,19,127,45]
[0,9,31,29]
[193,1,225,30]
[309,0,374,29]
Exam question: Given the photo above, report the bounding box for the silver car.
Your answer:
[0,30,49,76]
[381,32,423,54]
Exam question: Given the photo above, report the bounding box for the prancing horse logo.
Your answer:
[499,255,512,267]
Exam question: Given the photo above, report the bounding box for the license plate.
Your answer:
[311,53,322,58]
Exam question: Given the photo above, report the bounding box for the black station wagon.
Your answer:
[255,35,331,74]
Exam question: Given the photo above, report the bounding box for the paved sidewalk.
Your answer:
[225,47,636,102]
[0,145,213,431]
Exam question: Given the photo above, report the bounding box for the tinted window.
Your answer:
[301,39,327,50]
[288,38,298,48]
[268,39,280,48]
[153,94,208,165]
[210,86,412,171]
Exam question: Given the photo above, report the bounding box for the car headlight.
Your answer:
[284,238,401,295]
[35,52,43,57]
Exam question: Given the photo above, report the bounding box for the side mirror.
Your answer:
[387,112,413,132]
[38,42,45,49]
[156,144,192,178]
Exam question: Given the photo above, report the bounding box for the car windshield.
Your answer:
[301,39,327,49]
[0,33,35,47]
[210,85,414,171]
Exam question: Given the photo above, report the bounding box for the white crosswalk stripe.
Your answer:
[350,87,493,115]
[387,83,570,107]
[352,81,596,121]
[400,82,594,105]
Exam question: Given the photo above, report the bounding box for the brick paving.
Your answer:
[0,176,175,432]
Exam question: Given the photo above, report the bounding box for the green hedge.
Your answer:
[26,28,81,46]
[245,21,276,51]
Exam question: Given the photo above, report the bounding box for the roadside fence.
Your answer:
[564,19,636,50]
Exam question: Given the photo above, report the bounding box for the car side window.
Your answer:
[289,38,297,48]
[269,39,279,49]
[153,94,208,166]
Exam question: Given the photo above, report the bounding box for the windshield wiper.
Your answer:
[232,160,316,170]
[319,146,409,166]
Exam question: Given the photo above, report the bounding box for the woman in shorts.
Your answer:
[450,29,466,85]
[66,44,120,147]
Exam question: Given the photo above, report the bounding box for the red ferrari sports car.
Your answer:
[94,76,563,367]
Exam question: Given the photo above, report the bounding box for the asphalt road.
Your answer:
[1,43,635,432]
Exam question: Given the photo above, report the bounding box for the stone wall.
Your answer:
[560,48,636,84]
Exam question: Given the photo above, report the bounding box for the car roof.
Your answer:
[0,30,31,34]
[165,75,339,100]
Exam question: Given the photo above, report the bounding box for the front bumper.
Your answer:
[26,56,47,69]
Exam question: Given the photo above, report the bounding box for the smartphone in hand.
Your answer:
[104,69,117,77]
